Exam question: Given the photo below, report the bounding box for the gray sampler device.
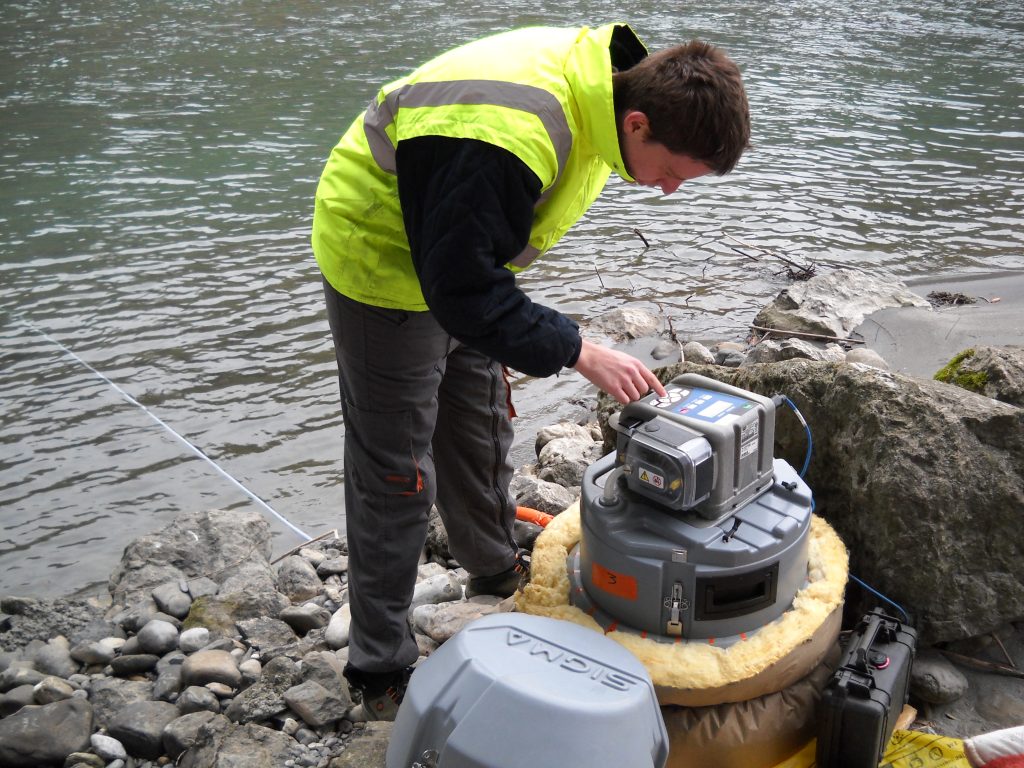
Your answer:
[569,373,813,643]
[386,613,669,768]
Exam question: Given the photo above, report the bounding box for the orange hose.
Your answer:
[516,506,554,528]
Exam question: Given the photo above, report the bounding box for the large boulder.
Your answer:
[327,721,392,768]
[0,598,104,654]
[87,677,153,729]
[754,269,931,337]
[107,509,274,603]
[182,585,289,637]
[106,700,179,760]
[223,656,299,724]
[178,718,296,768]
[536,436,603,488]
[934,345,1024,406]
[588,306,661,341]
[0,697,93,767]
[602,361,1023,645]
[509,472,577,516]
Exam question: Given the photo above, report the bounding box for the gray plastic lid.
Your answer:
[386,612,669,768]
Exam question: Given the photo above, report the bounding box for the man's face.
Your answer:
[620,111,713,195]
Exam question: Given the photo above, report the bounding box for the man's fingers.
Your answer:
[644,368,667,397]
[622,380,641,403]
[573,340,666,402]
[627,364,663,401]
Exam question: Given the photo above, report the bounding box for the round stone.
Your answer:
[137,620,180,656]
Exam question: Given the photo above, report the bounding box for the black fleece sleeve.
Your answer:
[395,135,583,377]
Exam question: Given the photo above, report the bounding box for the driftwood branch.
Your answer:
[750,324,865,345]
[723,234,816,280]
[992,633,1018,669]
[938,649,1024,680]
[271,529,341,564]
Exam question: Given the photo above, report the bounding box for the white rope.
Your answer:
[17,318,312,542]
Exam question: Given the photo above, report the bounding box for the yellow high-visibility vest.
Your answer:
[312,23,641,311]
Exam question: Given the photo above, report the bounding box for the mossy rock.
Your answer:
[183,595,241,635]
[934,349,989,393]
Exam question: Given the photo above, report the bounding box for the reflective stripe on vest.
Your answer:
[362,79,572,269]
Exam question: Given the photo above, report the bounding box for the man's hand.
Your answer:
[572,339,668,404]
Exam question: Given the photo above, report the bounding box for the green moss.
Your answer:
[934,349,988,393]
[182,594,239,634]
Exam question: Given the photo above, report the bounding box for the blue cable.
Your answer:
[780,395,813,478]
[849,573,911,624]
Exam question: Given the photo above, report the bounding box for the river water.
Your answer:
[1,0,1022,599]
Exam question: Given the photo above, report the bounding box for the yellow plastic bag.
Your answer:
[774,730,970,768]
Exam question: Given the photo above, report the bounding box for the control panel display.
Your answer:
[651,387,755,425]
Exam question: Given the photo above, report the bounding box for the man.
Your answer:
[312,22,750,720]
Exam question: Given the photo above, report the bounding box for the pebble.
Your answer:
[299,547,327,566]
[280,603,332,635]
[239,658,262,685]
[178,627,210,654]
[66,752,105,768]
[910,650,969,704]
[177,685,220,714]
[845,347,890,370]
[33,675,75,704]
[136,620,180,656]
[325,604,352,650]
[152,582,193,619]
[33,637,78,678]
[0,684,35,715]
[180,649,241,689]
[70,640,116,666]
[206,681,234,697]
[410,572,463,607]
[316,556,348,578]
[682,341,715,365]
[91,732,129,761]
[109,654,160,676]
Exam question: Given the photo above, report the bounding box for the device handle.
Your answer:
[849,613,883,674]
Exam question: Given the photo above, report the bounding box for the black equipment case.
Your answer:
[817,609,917,768]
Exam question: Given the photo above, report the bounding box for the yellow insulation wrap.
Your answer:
[517,502,849,705]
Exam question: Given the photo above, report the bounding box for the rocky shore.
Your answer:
[1,269,1022,767]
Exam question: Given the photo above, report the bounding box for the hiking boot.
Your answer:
[346,665,412,722]
[465,549,531,598]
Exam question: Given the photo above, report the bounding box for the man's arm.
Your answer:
[396,135,665,402]
[396,135,580,377]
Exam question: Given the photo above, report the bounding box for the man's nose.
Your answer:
[660,179,682,195]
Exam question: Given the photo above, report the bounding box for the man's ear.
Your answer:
[621,110,650,137]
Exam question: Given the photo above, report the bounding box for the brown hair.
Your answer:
[613,40,751,175]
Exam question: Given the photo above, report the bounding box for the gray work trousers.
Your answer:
[323,281,519,674]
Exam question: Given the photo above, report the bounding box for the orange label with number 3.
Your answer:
[591,562,638,600]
